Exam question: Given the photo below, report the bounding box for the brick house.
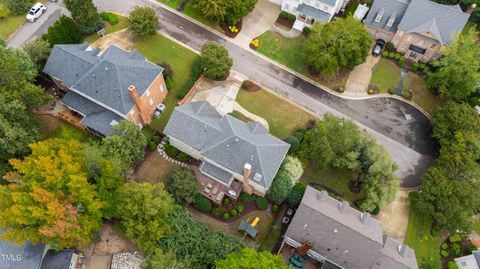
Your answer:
[364,0,474,62]
[43,43,167,136]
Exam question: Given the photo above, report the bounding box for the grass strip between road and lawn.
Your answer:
[404,72,440,116]
[134,33,198,131]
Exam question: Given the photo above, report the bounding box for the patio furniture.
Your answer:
[212,187,218,195]
[207,183,213,189]
[204,187,211,194]
[216,191,224,202]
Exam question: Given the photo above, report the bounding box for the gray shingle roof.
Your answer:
[62,91,123,136]
[398,0,470,45]
[284,187,418,269]
[0,239,46,269]
[44,44,163,115]
[316,0,337,7]
[40,249,74,269]
[297,4,332,23]
[475,251,480,266]
[164,101,289,189]
[364,0,410,33]
[200,161,233,185]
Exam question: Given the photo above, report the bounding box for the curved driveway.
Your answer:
[94,0,437,187]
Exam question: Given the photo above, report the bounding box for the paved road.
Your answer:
[94,0,436,187]
[7,1,68,48]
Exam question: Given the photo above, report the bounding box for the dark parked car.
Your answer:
[372,39,386,56]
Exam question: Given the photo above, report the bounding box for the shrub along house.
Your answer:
[164,101,290,204]
[279,186,418,269]
[43,43,167,136]
[364,0,474,62]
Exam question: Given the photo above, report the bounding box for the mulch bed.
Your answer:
[440,237,474,269]
[348,180,363,194]
[249,43,258,50]
[222,19,243,38]
[367,85,380,94]
[241,81,261,92]
[202,200,273,223]
[275,16,294,29]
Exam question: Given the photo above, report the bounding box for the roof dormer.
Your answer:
[386,11,396,27]
[375,7,384,23]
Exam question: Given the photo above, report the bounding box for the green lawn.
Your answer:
[258,206,285,251]
[157,0,182,9]
[475,221,480,235]
[229,110,254,122]
[134,34,197,131]
[404,72,439,116]
[236,89,315,139]
[37,115,96,143]
[0,0,25,40]
[404,192,442,269]
[370,58,401,93]
[301,163,364,204]
[157,0,221,31]
[257,31,308,75]
[83,15,129,43]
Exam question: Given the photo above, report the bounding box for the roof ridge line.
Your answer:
[110,62,131,114]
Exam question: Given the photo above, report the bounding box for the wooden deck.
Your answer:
[193,166,243,205]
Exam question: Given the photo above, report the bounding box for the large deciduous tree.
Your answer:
[115,181,174,255]
[166,167,199,204]
[195,0,258,24]
[303,16,371,78]
[23,39,52,71]
[142,250,192,269]
[128,6,158,36]
[4,0,30,14]
[0,139,103,248]
[425,28,480,102]
[199,41,233,80]
[269,156,304,203]
[63,0,102,33]
[42,15,82,45]
[216,248,289,269]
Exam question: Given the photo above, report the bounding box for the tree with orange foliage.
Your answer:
[0,139,103,248]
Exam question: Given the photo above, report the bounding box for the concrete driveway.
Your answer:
[345,55,380,96]
[7,1,68,48]
[374,189,411,243]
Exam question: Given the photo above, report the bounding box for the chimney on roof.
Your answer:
[467,3,477,14]
[360,212,370,224]
[242,163,253,195]
[397,244,407,257]
[338,201,349,213]
[128,85,148,125]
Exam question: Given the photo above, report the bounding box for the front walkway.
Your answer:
[271,24,302,38]
[344,55,380,97]
[374,189,410,243]
[91,29,135,51]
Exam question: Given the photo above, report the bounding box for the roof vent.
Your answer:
[105,67,109,71]
[397,245,407,257]
[110,120,118,126]
[375,7,384,23]
[317,191,328,203]
[386,11,396,27]
[360,212,370,224]
[235,138,239,142]
[332,228,338,234]
[303,224,308,229]
[338,201,349,213]
[253,173,262,182]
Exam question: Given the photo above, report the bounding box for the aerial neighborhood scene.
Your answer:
[0,0,479,268]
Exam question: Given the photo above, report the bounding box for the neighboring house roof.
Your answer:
[455,250,480,269]
[44,43,163,116]
[164,101,289,189]
[316,0,338,7]
[62,91,122,136]
[297,4,332,23]
[397,0,470,45]
[0,240,46,269]
[40,249,74,269]
[353,3,369,20]
[284,187,418,269]
[364,0,410,33]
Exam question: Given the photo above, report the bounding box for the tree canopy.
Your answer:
[195,0,258,24]
[64,0,102,33]
[23,39,52,71]
[269,156,304,203]
[142,250,191,269]
[199,41,233,80]
[303,16,371,78]
[128,6,158,36]
[166,167,199,204]
[216,248,289,269]
[425,28,480,102]
[42,15,82,46]
[0,139,103,248]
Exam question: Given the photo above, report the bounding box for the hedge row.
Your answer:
[100,12,119,26]
[177,57,202,99]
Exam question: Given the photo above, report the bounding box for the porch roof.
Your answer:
[297,4,331,23]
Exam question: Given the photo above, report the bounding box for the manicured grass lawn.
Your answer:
[301,163,364,204]
[229,110,254,122]
[157,0,182,9]
[475,221,480,235]
[258,206,285,251]
[83,15,129,43]
[134,34,198,131]
[37,115,96,143]
[404,72,439,116]
[157,0,221,31]
[404,191,442,269]
[257,31,308,75]
[370,58,401,93]
[0,0,25,40]
[134,151,178,183]
[236,89,315,139]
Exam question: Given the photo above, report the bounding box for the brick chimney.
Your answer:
[467,3,477,14]
[242,163,253,195]
[128,85,147,124]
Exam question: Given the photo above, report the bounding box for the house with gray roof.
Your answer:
[43,43,168,136]
[364,0,474,62]
[279,186,418,269]
[278,0,349,30]
[455,250,480,269]
[164,101,289,202]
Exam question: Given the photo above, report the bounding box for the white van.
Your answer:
[26,3,46,22]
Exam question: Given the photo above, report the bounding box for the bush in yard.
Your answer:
[441,243,448,249]
[287,182,307,207]
[302,27,311,35]
[279,11,296,22]
[128,6,158,36]
[450,242,462,256]
[449,234,462,243]
[440,250,449,257]
[448,261,458,269]
[223,213,230,221]
[286,136,300,153]
[193,194,213,213]
[388,87,396,94]
[269,156,304,203]
[42,16,82,45]
[368,89,374,94]
[385,42,395,52]
[64,0,103,34]
[230,209,238,217]
[394,53,401,60]
[151,135,161,144]
[223,197,231,205]
[235,204,244,213]
[212,207,224,217]
[255,196,268,210]
[272,204,279,213]
[177,57,202,99]
[411,66,417,72]
[468,244,478,252]
[398,57,405,68]
[402,90,411,99]
[382,51,389,57]
[148,141,157,151]
[166,167,199,204]
[165,76,173,90]
[418,63,426,70]
[199,41,233,80]
[163,143,179,157]
[23,39,52,71]
[177,152,190,162]
[5,0,30,14]
[388,52,395,59]
[293,131,305,142]
[240,192,256,202]
[100,12,119,25]
[158,62,174,78]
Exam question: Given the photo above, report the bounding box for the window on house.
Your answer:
[374,8,384,23]
[160,85,164,92]
[386,18,394,27]
[149,98,154,105]
[146,89,150,96]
